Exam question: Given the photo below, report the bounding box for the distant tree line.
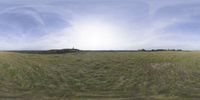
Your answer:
[12,48,80,54]
[47,48,80,54]
[11,48,184,54]
[138,49,183,52]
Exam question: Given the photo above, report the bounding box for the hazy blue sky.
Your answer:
[0,0,200,50]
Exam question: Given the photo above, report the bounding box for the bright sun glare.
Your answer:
[72,19,119,50]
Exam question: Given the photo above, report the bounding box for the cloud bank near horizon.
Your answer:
[0,0,200,50]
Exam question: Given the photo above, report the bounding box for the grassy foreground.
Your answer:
[0,51,199,100]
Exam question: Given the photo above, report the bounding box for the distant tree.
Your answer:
[138,49,146,52]
[177,49,182,51]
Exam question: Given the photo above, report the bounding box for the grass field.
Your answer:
[0,51,199,100]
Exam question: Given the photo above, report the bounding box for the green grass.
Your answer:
[0,51,199,100]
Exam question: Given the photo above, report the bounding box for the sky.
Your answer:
[0,0,200,50]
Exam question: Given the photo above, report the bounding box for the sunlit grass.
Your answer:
[0,51,199,100]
